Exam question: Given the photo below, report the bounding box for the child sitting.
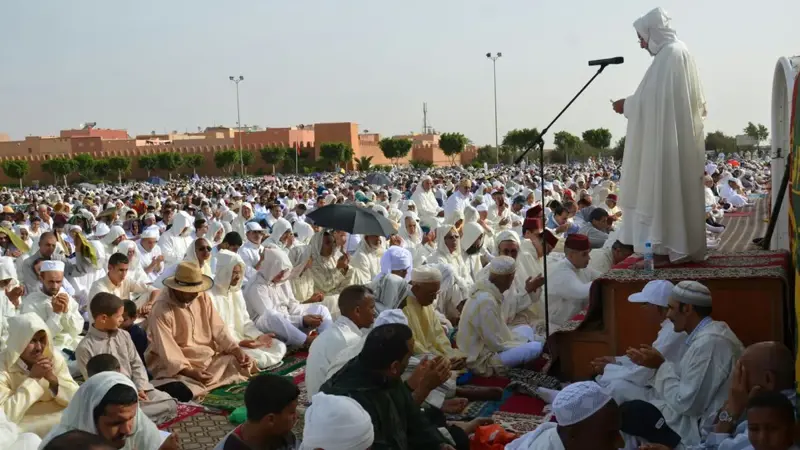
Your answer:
[745,391,799,450]
[121,300,148,366]
[86,353,122,377]
[75,292,177,425]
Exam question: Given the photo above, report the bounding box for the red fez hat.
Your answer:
[564,190,574,201]
[543,229,559,248]
[526,204,543,219]
[607,194,618,202]
[565,234,590,251]
[522,217,543,234]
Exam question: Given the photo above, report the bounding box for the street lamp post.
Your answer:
[229,75,245,176]
[486,52,502,165]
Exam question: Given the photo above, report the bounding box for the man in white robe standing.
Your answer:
[613,7,707,264]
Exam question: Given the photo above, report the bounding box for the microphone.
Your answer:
[588,57,624,66]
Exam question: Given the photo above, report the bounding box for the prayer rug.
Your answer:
[504,368,563,400]
[490,410,553,434]
[603,249,788,283]
[157,403,205,430]
[163,411,235,449]
[200,354,307,411]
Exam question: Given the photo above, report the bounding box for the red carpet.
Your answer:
[608,250,788,281]
[724,211,754,217]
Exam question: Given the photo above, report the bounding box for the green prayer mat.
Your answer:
[200,355,307,412]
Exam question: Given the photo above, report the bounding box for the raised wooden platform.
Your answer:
[552,250,791,381]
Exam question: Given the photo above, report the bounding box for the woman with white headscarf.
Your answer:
[301,393,374,450]
[211,250,287,369]
[398,212,434,267]
[39,372,163,450]
[426,225,472,301]
[115,241,154,306]
[207,221,226,247]
[157,211,194,266]
[230,202,255,239]
[99,225,126,266]
[291,231,353,313]
[243,248,333,348]
[263,218,294,252]
[349,235,384,285]
[719,175,749,208]
[410,176,443,230]
[367,272,411,316]
[153,237,213,289]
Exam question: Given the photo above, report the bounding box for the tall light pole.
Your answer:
[486,52,502,165]
[229,75,245,176]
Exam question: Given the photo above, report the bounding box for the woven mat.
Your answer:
[158,403,204,430]
[163,411,306,450]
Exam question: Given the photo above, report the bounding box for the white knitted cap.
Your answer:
[552,381,612,426]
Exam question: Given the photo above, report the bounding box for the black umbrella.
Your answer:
[306,204,396,236]
[365,172,391,186]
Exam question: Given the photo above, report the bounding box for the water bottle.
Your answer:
[643,241,654,272]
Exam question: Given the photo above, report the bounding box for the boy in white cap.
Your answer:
[625,280,744,445]
[301,392,374,450]
[20,260,84,359]
[592,280,687,404]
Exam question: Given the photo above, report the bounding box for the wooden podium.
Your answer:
[552,251,791,381]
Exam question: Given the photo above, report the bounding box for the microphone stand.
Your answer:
[514,63,613,338]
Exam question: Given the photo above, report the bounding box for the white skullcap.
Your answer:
[375,309,409,327]
[245,221,265,232]
[553,381,612,426]
[141,227,160,239]
[489,255,516,275]
[68,225,82,233]
[94,222,110,237]
[672,280,712,307]
[475,204,488,212]
[410,266,442,283]
[302,393,374,450]
[381,246,412,273]
[40,260,65,273]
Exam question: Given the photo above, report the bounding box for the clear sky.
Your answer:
[1,0,798,146]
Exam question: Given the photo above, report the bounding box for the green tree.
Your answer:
[378,138,413,165]
[213,150,238,175]
[581,128,613,150]
[319,142,353,171]
[260,147,288,174]
[138,155,158,178]
[705,131,736,153]
[1,160,30,188]
[183,154,205,175]
[73,154,96,180]
[553,131,581,163]
[745,122,770,149]
[93,159,112,182]
[241,150,254,173]
[157,152,183,179]
[473,145,498,165]
[41,157,75,186]
[356,156,374,171]
[502,128,541,164]
[439,132,469,166]
[613,136,626,160]
[107,156,132,184]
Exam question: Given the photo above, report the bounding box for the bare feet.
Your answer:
[441,397,469,414]
[455,386,504,401]
[450,418,495,434]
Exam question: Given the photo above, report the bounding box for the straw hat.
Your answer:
[163,262,214,293]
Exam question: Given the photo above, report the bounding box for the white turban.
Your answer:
[410,266,442,283]
[489,255,516,275]
[301,393,374,450]
[672,280,712,307]
[40,260,65,273]
[380,246,413,276]
[375,309,409,327]
[552,381,612,426]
